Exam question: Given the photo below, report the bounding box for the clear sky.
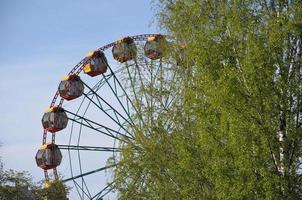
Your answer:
[0,0,159,197]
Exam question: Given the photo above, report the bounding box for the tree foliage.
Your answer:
[39,179,69,200]
[114,0,302,199]
[0,159,69,200]
[0,165,37,200]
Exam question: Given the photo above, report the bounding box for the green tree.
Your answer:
[156,0,302,199]
[115,0,302,199]
[0,160,37,200]
[0,150,69,200]
[0,166,69,200]
[39,179,69,200]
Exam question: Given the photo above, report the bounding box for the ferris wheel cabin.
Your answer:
[42,106,68,133]
[58,74,84,100]
[144,34,167,60]
[35,143,62,170]
[112,36,137,63]
[83,50,108,77]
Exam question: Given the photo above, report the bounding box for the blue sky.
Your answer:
[0,0,159,197]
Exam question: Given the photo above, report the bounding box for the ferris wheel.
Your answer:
[35,34,181,199]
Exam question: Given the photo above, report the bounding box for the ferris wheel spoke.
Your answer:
[124,63,146,128]
[81,80,135,129]
[63,164,117,183]
[164,93,178,111]
[65,110,133,143]
[83,92,133,134]
[106,64,147,128]
[93,169,138,200]
[78,158,91,200]
[73,179,92,199]
[158,58,166,108]
[133,59,155,126]
[58,145,122,152]
[69,91,96,200]
[164,83,180,111]
[76,113,87,200]
[86,76,110,96]
[92,181,115,200]
[83,82,134,137]
[158,58,175,111]
[72,179,86,200]
[144,58,158,123]
[96,187,115,200]
[67,108,130,139]
[163,70,178,110]
[100,72,139,129]
[134,59,151,107]
[103,63,135,113]
[83,178,92,200]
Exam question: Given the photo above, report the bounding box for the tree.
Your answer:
[115,0,302,199]
[39,179,69,200]
[0,150,69,200]
[0,159,37,200]
[158,0,302,199]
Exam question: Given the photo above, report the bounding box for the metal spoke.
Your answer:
[101,72,138,127]
[73,180,92,199]
[68,96,87,200]
[74,94,94,200]
[96,186,115,200]
[134,59,152,111]
[65,109,133,142]
[72,179,86,200]
[82,178,92,200]
[145,58,155,124]
[62,164,117,182]
[84,94,133,138]
[82,92,134,138]
[90,64,130,95]
[86,76,110,96]
[83,79,133,126]
[92,181,115,200]
[125,62,144,127]
[58,145,121,152]
[163,68,178,110]
[106,64,147,128]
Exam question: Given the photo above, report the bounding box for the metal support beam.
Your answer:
[63,164,117,183]
[58,145,121,152]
